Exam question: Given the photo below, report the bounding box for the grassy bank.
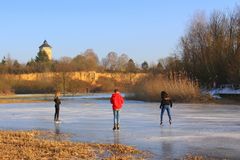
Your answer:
[0,130,148,160]
[0,99,46,104]
[0,94,53,104]
[129,74,201,102]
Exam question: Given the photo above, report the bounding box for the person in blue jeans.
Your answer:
[110,89,124,130]
[160,91,172,125]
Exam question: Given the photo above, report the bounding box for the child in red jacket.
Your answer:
[110,89,124,130]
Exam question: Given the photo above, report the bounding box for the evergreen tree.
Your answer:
[35,50,50,62]
[141,61,149,72]
[127,59,136,73]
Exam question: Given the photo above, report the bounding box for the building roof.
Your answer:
[39,40,52,48]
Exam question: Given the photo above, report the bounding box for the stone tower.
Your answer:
[39,40,52,60]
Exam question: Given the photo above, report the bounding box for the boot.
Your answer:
[113,124,116,130]
[160,121,163,125]
[116,123,120,130]
[169,120,172,125]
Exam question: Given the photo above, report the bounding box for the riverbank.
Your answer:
[0,94,52,104]
[0,99,47,104]
[1,93,240,105]
[0,130,147,160]
[0,93,111,104]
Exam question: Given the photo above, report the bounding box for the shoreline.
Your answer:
[126,96,240,105]
[0,93,240,105]
[0,99,48,104]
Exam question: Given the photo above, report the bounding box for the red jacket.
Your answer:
[110,92,124,110]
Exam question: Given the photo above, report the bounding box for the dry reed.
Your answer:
[130,74,200,102]
[0,130,148,160]
[182,154,219,160]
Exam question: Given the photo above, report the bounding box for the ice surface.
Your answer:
[0,95,240,159]
[209,87,240,96]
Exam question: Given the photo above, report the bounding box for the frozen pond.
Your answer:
[0,94,240,159]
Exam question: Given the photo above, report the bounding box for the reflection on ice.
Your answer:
[62,93,112,99]
[113,131,120,144]
[0,95,240,159]
[54,123,61,135]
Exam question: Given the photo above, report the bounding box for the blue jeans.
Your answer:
[160,105,172,122]
[113,110,120,124]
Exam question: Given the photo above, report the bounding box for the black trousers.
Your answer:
[54,105,60,121]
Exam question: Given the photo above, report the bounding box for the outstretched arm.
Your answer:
[110,96,113,104]
[159,101,163,109]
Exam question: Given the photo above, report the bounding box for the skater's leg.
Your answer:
[116,110,120,130]
[113,110,117,130]
[166,106,172,124]
[54,105,58,121]
[160,107,165,124]
[56,106,60,121]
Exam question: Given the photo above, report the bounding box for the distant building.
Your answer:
[39,40,52,60]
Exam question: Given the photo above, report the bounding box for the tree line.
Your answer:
[0,49,171,75]
[180,6,240,87]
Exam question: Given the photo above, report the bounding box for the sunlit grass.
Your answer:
[130,74,200,102]
[0,130,148,160]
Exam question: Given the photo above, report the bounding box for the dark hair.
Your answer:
[161,91,168,99]
[114,89,119,93]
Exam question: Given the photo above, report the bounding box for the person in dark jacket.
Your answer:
[54,91,61,122]
[160,91,172,125]
[110,89,124,130]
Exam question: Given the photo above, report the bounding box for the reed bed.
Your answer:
[130,74,200,102]
[0,130,148,160]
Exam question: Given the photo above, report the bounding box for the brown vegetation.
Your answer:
[13,80,55,94]
[182,154,219,160]
[0,99,46,104]
[180,7,240,85]
[130,74,200,102]
[0,79,13,95]
[0,72,144,95]
[0,130,148,160]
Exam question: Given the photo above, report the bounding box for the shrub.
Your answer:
[13,80,55,94]
[67,80,91,94]
[0,79,13,95]
[94,77,116,92]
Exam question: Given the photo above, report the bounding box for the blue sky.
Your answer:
[0,0,239,64]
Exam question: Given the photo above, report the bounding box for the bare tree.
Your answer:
[180,7,240,85]
[102,52,118,71]
[117,53,129,72]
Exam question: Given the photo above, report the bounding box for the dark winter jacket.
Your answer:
[160,97,172,108]
[54,96,61,106]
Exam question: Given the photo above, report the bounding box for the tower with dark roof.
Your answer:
[39,40,52,60]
